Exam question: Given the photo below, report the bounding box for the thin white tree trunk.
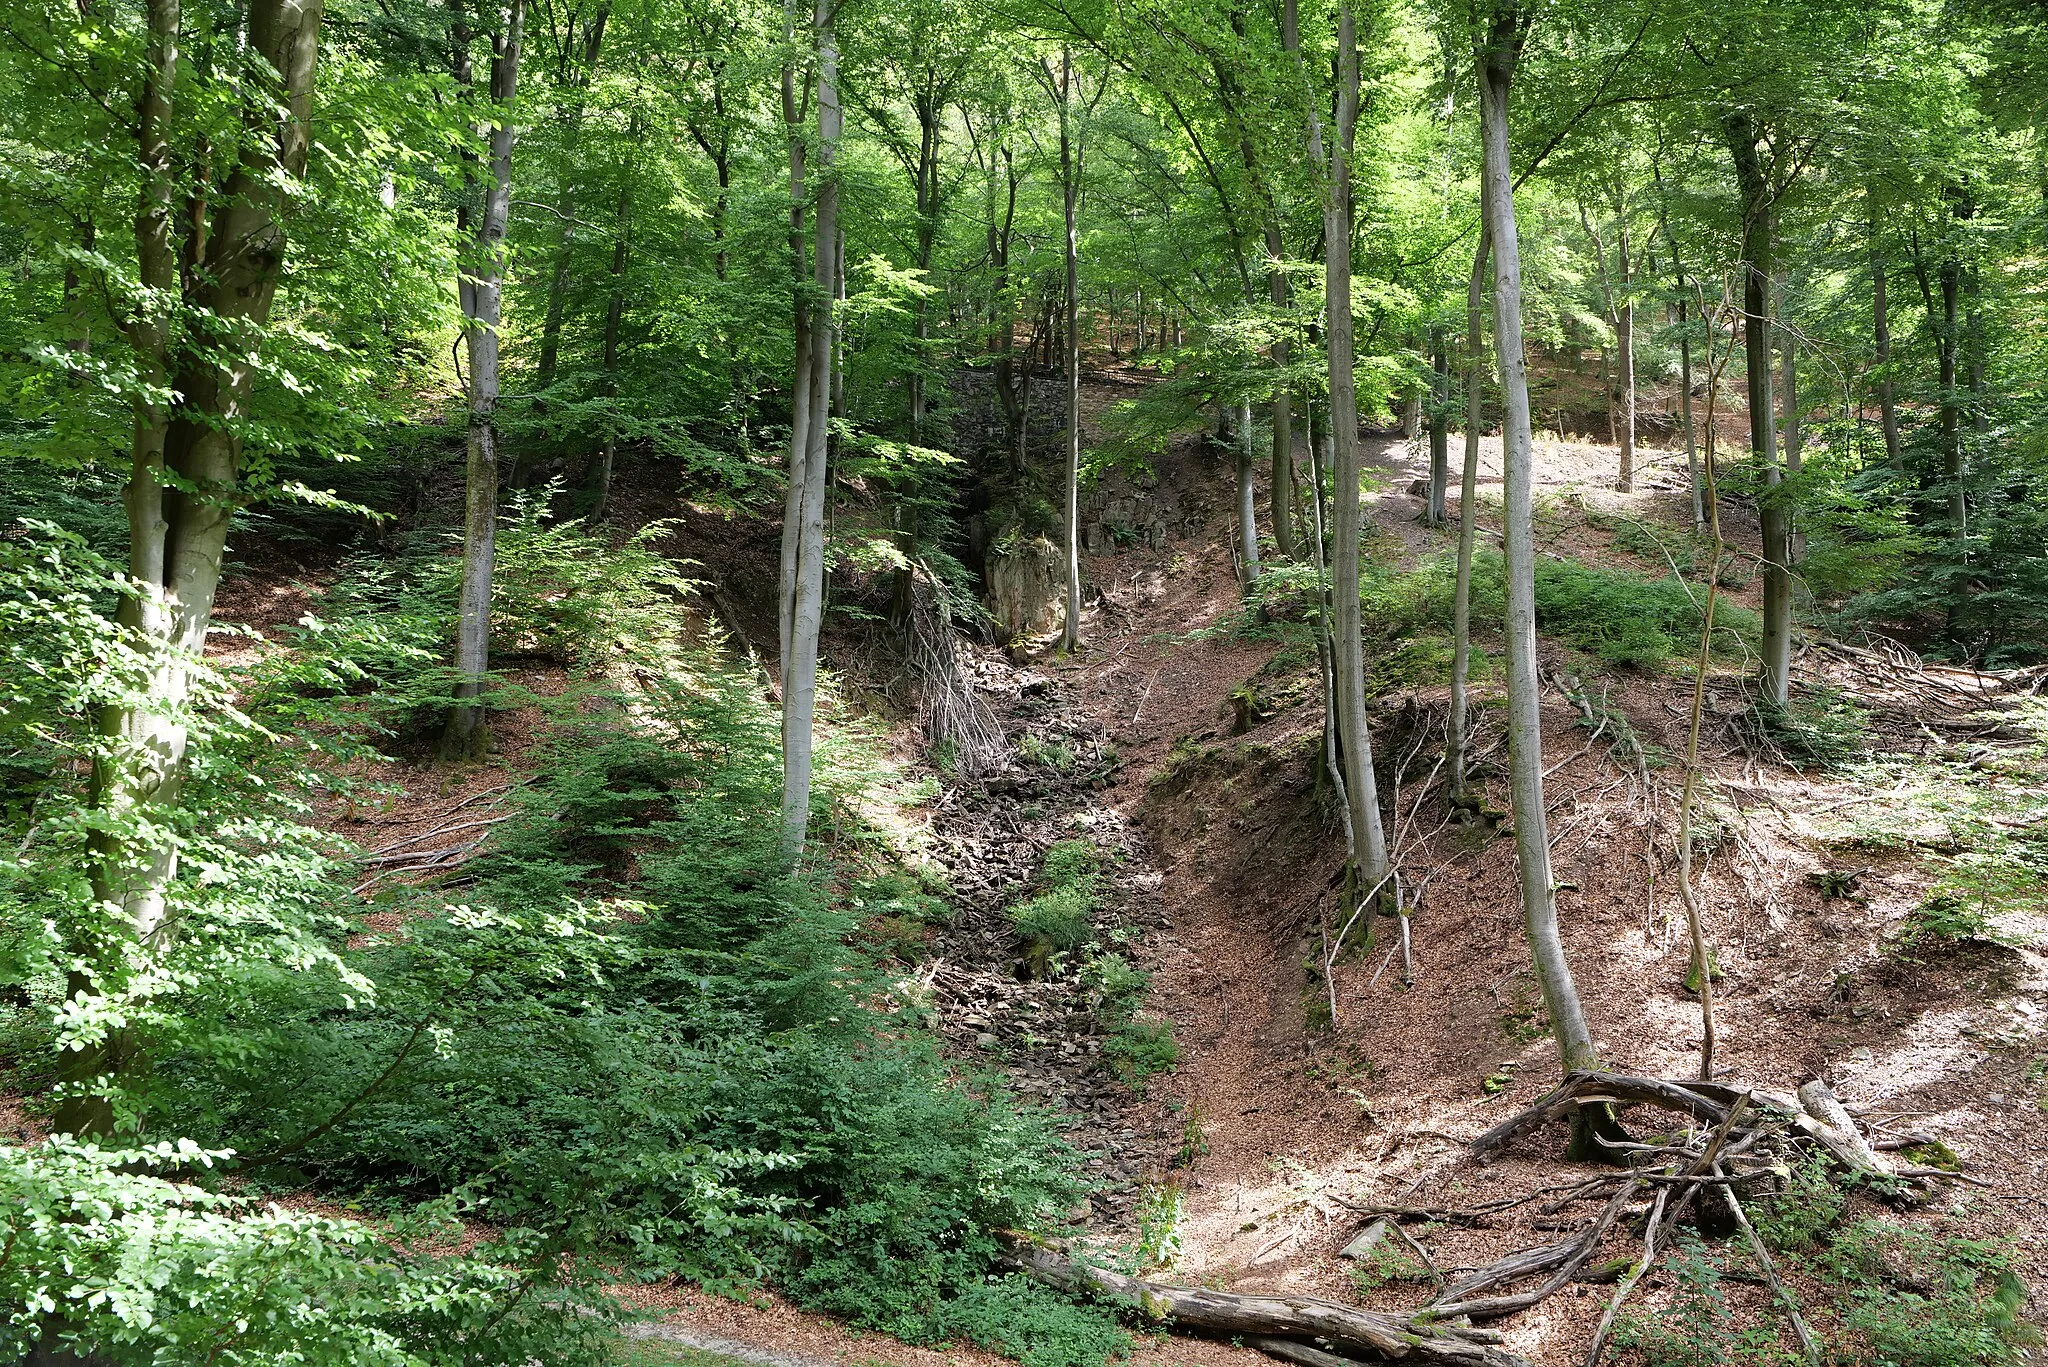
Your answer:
[1615,210,1636,493]
[1479,21,1598,1076]
[1447,228,1488,808]
[780,0,837,861]
[1057,46,1083,653]
[445,0,524,757]
[1318,3,1390,895]
[1236,399,1261,582]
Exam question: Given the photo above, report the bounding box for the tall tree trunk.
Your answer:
[1938,246,1964,537]
[780,0,837,861]
[1871,203,1901,469]
[1426,326,1450,524]
[1056,46,1084,653]
[1268,221,1298,557]
[1725,115,1790,706]
[1447,228,1487,809]
[1614,209,1635,493]
[1678,291,1702,529]
[591,156,630,522]
[1236,399,1261,581]
[444,0,524,759]
[1313,1,1391,893]
[531,4,609,398]
[60,0,324,1138]
[1779,343,1800,473]
[1480,11,1601,1083]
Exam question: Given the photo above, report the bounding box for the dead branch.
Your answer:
[1428,1179,1642,1320]
[1718,1163,1822,1365]
[1000,1240,1534,1367]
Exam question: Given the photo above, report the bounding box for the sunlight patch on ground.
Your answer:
[1833,1003,2044,1105]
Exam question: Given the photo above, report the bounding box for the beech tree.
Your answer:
[444,0,526,757]
[1476,1,1600,1083]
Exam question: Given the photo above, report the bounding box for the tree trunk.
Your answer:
[1426,326,1450,524]
[590,164,630,522]
[1614,210,1635,493]
[1317,3,1391,895]
[780,0,837,862]
[1725,114,1790,706]
[531,5,609,398]
[1871,203,1901,469]
[1938,247,1964,537]
[1678,292,1702,529]
[1236,399,1261,582]
[1268,221,1297,558]
[60,0,324,1138]
[1447,227,1488,809]
[1480,14,1600,1080]
[1056,46,1084,653]
[443,0,524,759]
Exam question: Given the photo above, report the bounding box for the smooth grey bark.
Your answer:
[590,143,632,522]
[1447,228,1488,809]
[1426,327,1450,525]
[1479,14,1599,1076]
[1312,2,1391,894]
[60,0,323,1138]
[1054,45,1084,653]
[1614,209,1635,492]
[444,0,524,758]
[1267,222,1297,558]
[1725,114,1790,706]
[1871,200,1901,469]
[531,2,609,398]
[779,0,838,861]
[1236,398,1261,581]
[1679,292,1702,529]
[1938,234,1965,536]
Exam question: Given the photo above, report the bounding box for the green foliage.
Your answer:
[1009,840,1106,954]
[1741,688,1871,771]
[1900,892,1993,945]
[0,1138,611,1367]
[1080,949,1149,1024]
[2,523,1111,1364]
[1131,1181,1186,1272]
[1530,558,1759,670]
[1347,1236,1429,1296]
[922,1275,1130,1367]
[1104,1018,1178,1089]
[1019,733,1079,770]
[1824,1221,2035,1367]
[1750,1157,1849,1254]
[1612,1236,1732,1367]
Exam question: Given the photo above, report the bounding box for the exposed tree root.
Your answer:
[1000,1240,1536,1367]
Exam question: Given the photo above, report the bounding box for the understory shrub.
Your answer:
[0,1139,612,1366]
[1,518,1126,1367]
[1009,839,1106,955]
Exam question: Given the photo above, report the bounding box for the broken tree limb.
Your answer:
[1796,1079,1887,1177]
[999,1241,1535,1367]
[1249,1336,1375,1367]
[1718,1163,1821,1366]
[1582,1184,1672,1367]
[1472,1071,1729,1156]
[1428,1179,1642,1320]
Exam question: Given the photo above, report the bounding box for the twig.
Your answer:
[1583,1185,1672,1367]
[1719,1162,1821,1365]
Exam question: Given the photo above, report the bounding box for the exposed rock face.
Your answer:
[986,533,1064,639]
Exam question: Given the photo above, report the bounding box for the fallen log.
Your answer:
[1001,1241,1535,1367]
